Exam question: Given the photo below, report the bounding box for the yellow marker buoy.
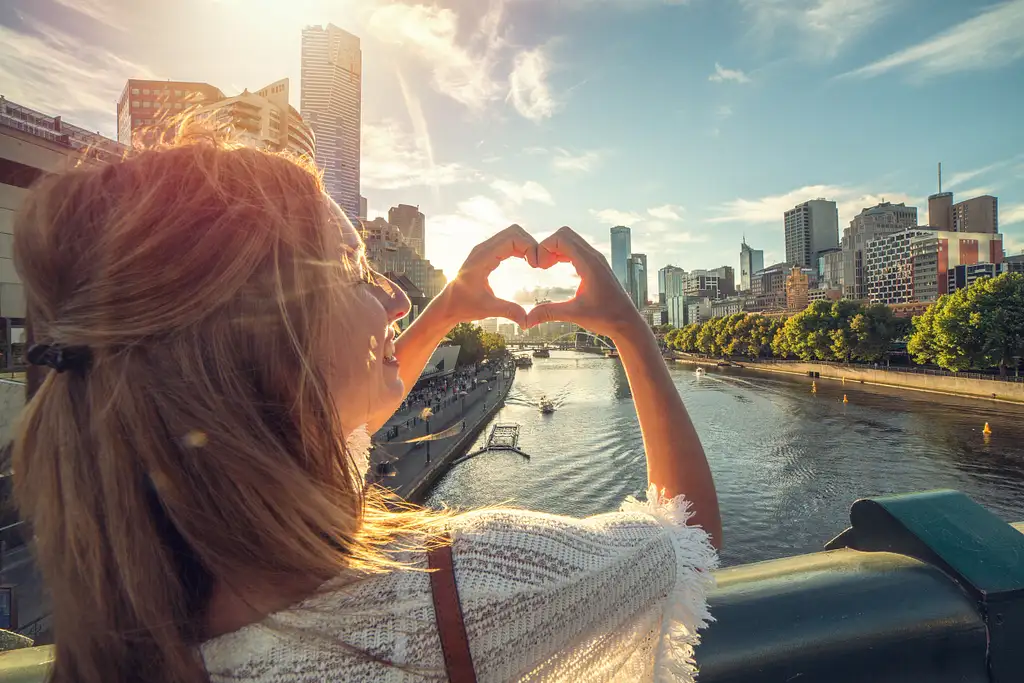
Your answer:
[843,394,849,404]
[983,422,992,435]
[812,381,817,393]
[842,377,846,385]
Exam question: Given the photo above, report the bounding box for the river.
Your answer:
[426,351,1024,567]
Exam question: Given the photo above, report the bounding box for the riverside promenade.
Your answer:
[371,363,515,502]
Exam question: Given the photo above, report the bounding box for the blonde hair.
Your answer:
[12,134,443,683]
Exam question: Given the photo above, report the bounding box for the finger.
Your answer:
[536,226,603,278]
[491,300,528,329]
[466,224,539,274]
[526,299,580,329]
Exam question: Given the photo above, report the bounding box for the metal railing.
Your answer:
[746,357,1024,383]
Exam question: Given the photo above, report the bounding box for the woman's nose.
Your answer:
[375,274,411,323]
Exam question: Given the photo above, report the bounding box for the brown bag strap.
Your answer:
[428,532,477,683]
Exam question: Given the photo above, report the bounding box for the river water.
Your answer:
[426,351,1024,567]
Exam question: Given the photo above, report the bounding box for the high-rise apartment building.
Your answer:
[864,229,934,304]
[361,217,446,299]
[388,204,426,258]
[359,196,368,220]
[658,265,685,304]
[784,200,839,269]
[948,263,1002,294]
[910,230,1004,302]
[841,201,919,299]
[610,226,632,294]
[116,79,225,146]
[952,195,998,234]
[301,24,362,222]
[628,254,648,307]
[192,79,315,158]
[739,239,764,292]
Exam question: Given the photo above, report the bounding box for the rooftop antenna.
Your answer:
[938,162,943,194]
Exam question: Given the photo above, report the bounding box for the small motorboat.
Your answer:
[695,367,706,378]
[539,396,556,414]
[532,348,551,358]
[605,349,619,358]
[514,355,533,368]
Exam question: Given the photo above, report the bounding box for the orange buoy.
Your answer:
[843,394,849,404]
[983,422,992,435]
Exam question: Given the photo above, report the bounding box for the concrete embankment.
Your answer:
[397,370,514,504]
[673,354,1024,405]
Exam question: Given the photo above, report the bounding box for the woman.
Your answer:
[12,135,720,683]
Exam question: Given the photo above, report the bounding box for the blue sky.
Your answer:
[1,0,1023,302]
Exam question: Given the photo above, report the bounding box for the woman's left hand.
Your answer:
[434,224,539,329]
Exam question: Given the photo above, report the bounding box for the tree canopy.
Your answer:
[448,322,508,366]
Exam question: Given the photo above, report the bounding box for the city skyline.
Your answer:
[1,0,1023,304]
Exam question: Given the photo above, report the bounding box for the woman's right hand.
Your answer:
[526,226,647,340]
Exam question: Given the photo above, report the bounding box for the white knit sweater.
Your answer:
[201,488,718,683]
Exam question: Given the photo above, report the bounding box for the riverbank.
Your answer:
[370,367,515,504]
[672,353,1024,405]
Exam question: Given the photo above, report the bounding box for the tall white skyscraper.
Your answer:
[301,24,361,222]
[610,226,632,294]
[629,253,648,307]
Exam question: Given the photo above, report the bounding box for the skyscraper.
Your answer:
[610,226,632,293]
[841,201,919,299]
[952,195,998,234]
[116,79,224,146]
[784,200,839,269]
[739,239,764,292]
[301,24,361,222]
[389,204,426,258]
[629,253,648,307]
[658,265,685,304]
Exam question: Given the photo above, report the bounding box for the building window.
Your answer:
[131,88,140,95]
[143,101,151,108]
[132,101,140,107]
[134,118,142,125]
[142,88,150,95]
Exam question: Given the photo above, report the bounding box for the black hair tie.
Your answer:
[26,344,92,374]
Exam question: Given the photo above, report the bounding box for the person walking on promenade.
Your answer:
[11,133,720,683]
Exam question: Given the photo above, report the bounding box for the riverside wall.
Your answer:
[674,354,1024,404]
[399,368,514,504]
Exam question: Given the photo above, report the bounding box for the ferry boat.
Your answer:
[539,396,555,414]
[532,348,550,358]
[514,355,533,368]
[695,367,706,378]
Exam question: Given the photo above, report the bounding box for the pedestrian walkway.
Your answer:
[370,369,510,494]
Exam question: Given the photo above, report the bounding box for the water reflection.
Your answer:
[426,352,1024,566]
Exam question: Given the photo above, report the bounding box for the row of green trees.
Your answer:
[908,272,1024,374]
[666,300,908,363]
[664,272,1024,374]
[448,322,507,366]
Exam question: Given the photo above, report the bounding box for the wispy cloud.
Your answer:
[709,184,923,227]
[945,160,1010,189]
[51,0,126,30]
[647,204,685,221]
[741,0,892,59]
[708,62,751,83]
[0,18,156,137]
[491,179,554,204]
[508,47,557,122]
[361,119,478,190]
[842,0,1024,80]
[367,2,505,112]
[1003,203,1024,226]
[552,148,603,173]
[590,209,644,225]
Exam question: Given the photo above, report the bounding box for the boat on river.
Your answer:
[695,367,706,378]
[539,396,555,414]
[532,348,550,358]
[514,355,533,368]
[605,349,619,358]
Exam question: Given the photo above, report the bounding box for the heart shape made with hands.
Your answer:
[462,225,614,332]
